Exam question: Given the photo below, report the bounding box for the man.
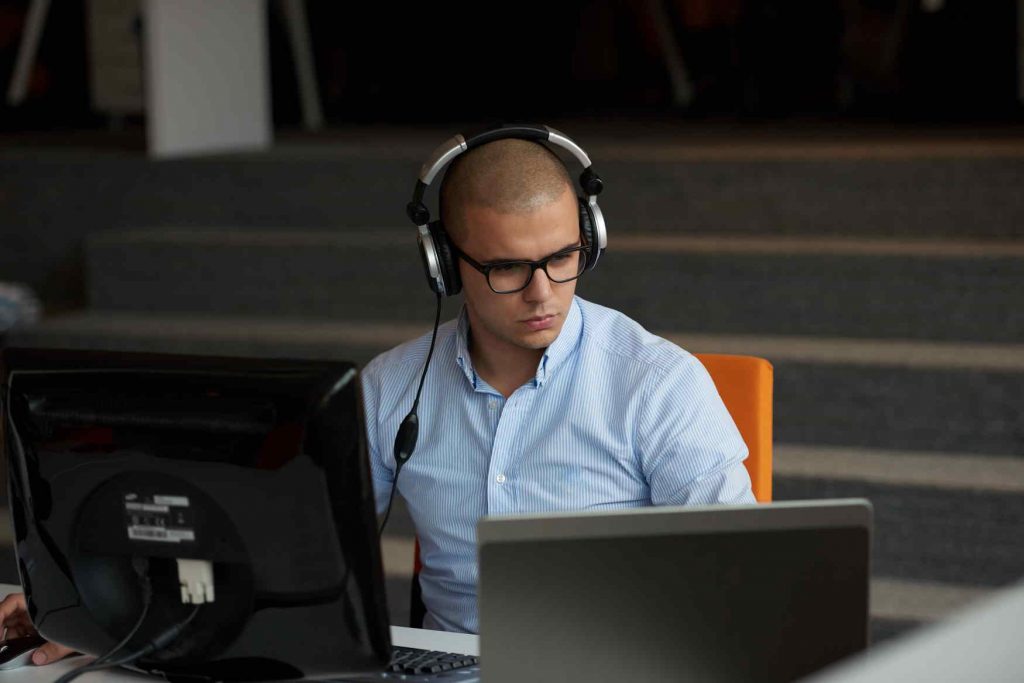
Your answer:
[363,136,754,634]
[1,131,753,661]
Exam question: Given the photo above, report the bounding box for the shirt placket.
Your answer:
[485,387,535,515]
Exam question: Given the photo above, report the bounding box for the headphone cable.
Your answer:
[379,292,443,537]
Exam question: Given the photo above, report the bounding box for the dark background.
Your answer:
[1,0,1020,131]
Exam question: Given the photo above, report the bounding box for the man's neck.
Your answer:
[469,332,544,399]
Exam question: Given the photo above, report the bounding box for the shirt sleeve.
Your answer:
[636,352,756,506]
[360,359,396,515]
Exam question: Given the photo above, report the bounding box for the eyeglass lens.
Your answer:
[488,249,586,293]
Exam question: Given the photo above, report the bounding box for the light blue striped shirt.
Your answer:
[361,296,754,633]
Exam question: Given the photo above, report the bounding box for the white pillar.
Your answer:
[143,0,271,158]
[280,0,323,131]
[6,0,50,105]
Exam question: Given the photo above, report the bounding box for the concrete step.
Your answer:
[12,312,1024,456]
[85,230,1024,343]
[774,477,1024,589]
[4,136,1024,243]
[5,130,1023,313]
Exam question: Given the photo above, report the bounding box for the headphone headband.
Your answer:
[408,124,601,224]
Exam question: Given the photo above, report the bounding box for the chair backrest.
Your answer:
[693,353,773,502]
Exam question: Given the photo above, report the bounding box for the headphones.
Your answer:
[405,124,608,297]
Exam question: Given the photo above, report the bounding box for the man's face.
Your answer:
[454,187,581,356]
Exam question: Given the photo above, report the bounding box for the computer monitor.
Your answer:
[1,348,391,681]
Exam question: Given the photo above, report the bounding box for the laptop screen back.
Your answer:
[478,500,870,683]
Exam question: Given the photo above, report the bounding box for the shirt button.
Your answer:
[487,399,498,410]
[495,474,506,484]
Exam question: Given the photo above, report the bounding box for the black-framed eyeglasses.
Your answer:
[450,242,591,294]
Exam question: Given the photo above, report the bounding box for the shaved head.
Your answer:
[440,139,573,241]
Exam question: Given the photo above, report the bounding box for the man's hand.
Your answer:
[0,593,74,665]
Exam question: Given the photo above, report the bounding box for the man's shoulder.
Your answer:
[576,297,698,377]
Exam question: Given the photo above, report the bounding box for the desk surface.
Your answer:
[0,583,479,680]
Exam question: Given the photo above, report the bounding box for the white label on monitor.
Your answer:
[153,495,190,507]
[125,502,170,513]
[124,493,196,544]
[127,526,196,543]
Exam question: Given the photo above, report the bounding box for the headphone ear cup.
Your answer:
[577,197,598,271]
[429,221,462,296]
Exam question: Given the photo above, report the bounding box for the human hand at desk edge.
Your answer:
[1,593,75,665]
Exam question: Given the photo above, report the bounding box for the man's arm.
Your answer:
[360,362,396,515]
[636,353,756,506]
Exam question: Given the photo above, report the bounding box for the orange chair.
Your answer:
[409,353,774,626]
[693,353,773,502]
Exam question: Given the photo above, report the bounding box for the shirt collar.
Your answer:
[453,297,584,391]
[454,307,478,388]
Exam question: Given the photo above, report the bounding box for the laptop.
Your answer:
[477,499,872,683]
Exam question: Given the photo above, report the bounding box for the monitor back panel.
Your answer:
[478,500,870,683]
[1,348,391,680]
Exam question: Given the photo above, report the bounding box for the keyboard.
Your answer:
[388,646,479,676]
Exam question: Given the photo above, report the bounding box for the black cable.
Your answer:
[105,604,200,667]
[410,292,444,416]
[378,293,443,537]
[53,605,201,683]
[89,559,153,668]
[48,558,152,683]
